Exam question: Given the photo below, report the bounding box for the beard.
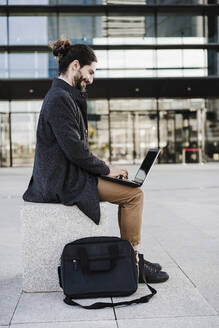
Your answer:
[75,71,87,92]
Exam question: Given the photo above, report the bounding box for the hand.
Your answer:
[107,165,128,179]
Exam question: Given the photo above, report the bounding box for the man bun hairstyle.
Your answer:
[50,39,97,75]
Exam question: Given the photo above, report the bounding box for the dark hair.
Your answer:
[50,39,97,75]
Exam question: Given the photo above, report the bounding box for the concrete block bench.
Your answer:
[21,203,110,293]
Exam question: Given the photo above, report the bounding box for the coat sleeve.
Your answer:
[46,93,110,176]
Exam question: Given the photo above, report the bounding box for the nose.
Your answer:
[86,75,93,85]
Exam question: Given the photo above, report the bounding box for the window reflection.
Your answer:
[9,0,51,3]
[1,98,219,166]
[157,0,203,3]
[9,16,49,45]
[0,113,10,167]
[11,100,43,113]
[0,17,7,45]
[158,16,204,38]
[0,53,8,78]
[59,15,102,43]
[11,112,39,167]
[9,53,57,78]
[0,101,9,113]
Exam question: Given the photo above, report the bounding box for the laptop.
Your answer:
[101,148,160,188]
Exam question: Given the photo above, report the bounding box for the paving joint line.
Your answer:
[111,297,119,328]
[8,291,23,327]
[150,236,197,288]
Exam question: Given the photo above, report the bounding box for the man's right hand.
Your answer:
[107,165,128,179]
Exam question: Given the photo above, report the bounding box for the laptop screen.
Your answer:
[134,149,160,184]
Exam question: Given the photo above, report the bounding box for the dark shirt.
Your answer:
[23,78,110,224]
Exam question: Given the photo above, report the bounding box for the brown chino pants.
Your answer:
[97,177,144,248]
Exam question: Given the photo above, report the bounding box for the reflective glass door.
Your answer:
[159,110,199,163]
[0,113,10,167]
[11,112,39,166]
[110,111,158,164]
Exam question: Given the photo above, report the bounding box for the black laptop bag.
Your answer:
[58,236,157,309]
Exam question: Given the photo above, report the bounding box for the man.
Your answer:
[23,39,169,283]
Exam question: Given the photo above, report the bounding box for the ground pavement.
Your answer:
[0,164,219,328]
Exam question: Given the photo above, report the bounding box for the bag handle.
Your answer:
[63,257,157,309]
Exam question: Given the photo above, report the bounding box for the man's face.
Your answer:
[74,61,96,92]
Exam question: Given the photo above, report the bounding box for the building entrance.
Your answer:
[110,111,158,164]
[109,108,204,164]
[159,109,203,163]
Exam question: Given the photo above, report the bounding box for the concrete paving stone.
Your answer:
[138,265,195,290]
[143,209,219,266]
[10,320,117,328]
[138,235,176,268]
[150,230,219,267]
[1,164,219,326]
[11,292,115,324]
[180,264,219,314]
[113,272,217,319]
[0,275,22,326]
[117,316,219,328]
[114,287,216,319]
[160,202,219,239]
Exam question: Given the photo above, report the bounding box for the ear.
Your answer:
[71,59,80,71]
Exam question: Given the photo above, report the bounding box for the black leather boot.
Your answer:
[138,254,169,284]
[138,253,162,271]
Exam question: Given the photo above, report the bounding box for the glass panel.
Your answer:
[9,0,51,4]
[159,111,176,163]
[87,101,109,161]
[156,49,207,77]
[102,16,149,38]
[110,108,158,164]
[59,15,154,43]
[95,48,207,78]
[0,52,8,78]
[0,101,9,113]
[9,16,49,45]
[11,112,39,167]
[0,0,6,4]
[0,113,10,167]
[48,15,58,44]
[157,16,204,38]
[205,99,219,162]
[159,99,205,163]
[9,53,57,78]
[157,0,204,3]
[88,114,109,162]
[88,99,108,114]
[59,15,102,43]
[110,111,134,163]
[0,17,7,45]
[11,100,43,113]
[58,0,102,3]
[95,49,155,77]
[134,112,157,162]
[157,50,182,68]
[110,98,156,111]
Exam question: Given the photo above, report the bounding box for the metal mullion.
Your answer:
[1,5,219,16]
[8,100,12,167]
[3,44,219,52]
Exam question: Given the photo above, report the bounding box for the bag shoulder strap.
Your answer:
[63,259,157,309]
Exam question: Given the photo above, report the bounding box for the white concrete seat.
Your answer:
[21,202,110,292]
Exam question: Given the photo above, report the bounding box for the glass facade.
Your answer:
[0,1,219,166]
[1,97,216,166]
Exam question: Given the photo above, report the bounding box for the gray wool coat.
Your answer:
[23,78,110,224]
